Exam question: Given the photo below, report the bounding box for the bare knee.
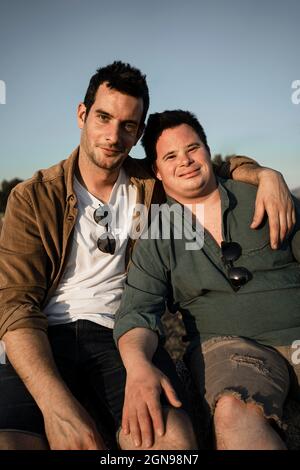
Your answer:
[0,431,49,450]
[213,395,286,450]
[214,395,268,435]
[214,395,265,430]
[162,407,197,449]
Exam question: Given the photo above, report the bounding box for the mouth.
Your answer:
[178,167,201,178]
[100,147,123,157]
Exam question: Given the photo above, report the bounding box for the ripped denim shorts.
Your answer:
[186,336,293,430]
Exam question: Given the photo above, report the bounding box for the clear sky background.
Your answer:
[0,0,299,189]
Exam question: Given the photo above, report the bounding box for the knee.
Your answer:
[215,394,242,417]
[214,394,263,430]
[163,407,197,450]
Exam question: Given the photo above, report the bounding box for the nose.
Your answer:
[178,150,192,166]
[105,121,122,146]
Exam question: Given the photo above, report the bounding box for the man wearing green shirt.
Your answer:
[114,110,300,450]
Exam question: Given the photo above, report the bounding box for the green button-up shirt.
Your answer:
[114,179,300,349]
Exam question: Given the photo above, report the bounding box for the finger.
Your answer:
[161,377,182,408]
[291,203,297,226]
[137,405,154,448]
[129,410,142,448]
[279,211,288,244]
[147,397,165,438]
[287,207,294,236]
[268,211,280,249]
[250,200,265,229]
[122,405,130,435]
[84,425,106,450]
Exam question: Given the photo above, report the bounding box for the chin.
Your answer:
[92,154,125,170]
[187,177,206,190]
[100,160,123,171]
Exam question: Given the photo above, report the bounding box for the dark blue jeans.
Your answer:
[0,320,187,448]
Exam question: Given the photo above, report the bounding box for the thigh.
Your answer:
[187,336,290,426]
[79,322,126,431]
[0,361,44,435]
[48,323,83,402]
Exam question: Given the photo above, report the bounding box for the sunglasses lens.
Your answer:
[228,267,251,287]
[97,236,116,254]
[93,205,115,254]
[221,241,242,262]
[94,204,112,225]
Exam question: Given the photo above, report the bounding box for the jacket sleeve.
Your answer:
[213,155,258,179]
[0,186,48,339]
[113,236,169,346]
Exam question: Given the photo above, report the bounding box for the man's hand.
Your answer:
[2,328,106,450]
[250,168,296,249]
[121,361,181,448]
[41,391,106,450]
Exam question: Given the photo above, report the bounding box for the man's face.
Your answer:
[77,82,144,171]
[154,124,214,203]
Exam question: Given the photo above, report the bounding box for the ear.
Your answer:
[77,103,87,129]
[152,162,162,181]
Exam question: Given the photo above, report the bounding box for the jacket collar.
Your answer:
[62,146,156,205]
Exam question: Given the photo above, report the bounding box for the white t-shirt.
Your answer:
[43,168,137,329]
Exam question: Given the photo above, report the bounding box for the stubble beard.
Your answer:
[89,151,126,171]
[83,137,128,172]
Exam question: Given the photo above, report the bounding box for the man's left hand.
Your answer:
[250,168,296,249]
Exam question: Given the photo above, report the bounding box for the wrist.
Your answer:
[256,167,282,183]
[122,353,152,372]
[37,377,73,413]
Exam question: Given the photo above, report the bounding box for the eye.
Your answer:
[165,154,175,161]
[188,144,200,152]
[124,122,137,133]
[98,113,110,122]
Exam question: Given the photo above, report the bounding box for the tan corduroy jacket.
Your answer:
[0,147,255,339]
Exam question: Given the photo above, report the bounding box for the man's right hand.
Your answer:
[41,391,106,450]
[2,328,106,450]
[121,361,181,448]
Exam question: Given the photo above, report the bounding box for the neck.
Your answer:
[76,149,121,203]
[188,185,220,216]
[193,184,220,205]
[186,183,223,247]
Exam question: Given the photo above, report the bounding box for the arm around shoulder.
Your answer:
[214,157,296,248]
[214,155,259,180]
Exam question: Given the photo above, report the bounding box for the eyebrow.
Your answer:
[95,109,139,125]
[95,109,111,117]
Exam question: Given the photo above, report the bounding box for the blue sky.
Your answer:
[0,0,299,188]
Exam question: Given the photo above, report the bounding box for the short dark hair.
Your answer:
[83,61,150,125]
[142,110,210,165]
